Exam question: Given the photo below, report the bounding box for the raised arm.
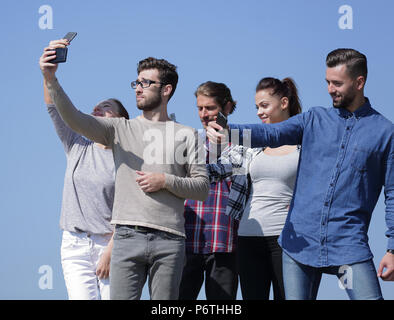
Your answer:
[39,39,115,147]
[45,80,81,153]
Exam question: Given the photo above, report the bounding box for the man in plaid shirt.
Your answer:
[179,81,239,300]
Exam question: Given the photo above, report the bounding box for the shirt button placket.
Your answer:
[319,202,329,266]
[320,117,353,266]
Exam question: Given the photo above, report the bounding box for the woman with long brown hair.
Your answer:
[208,77,302,300]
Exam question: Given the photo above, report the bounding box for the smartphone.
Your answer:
[51,32,77,64]
[63,32,77,43]
[216,111,228,130]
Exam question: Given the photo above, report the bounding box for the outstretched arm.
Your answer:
[39,39,115,146]
[207,112,306,148]
[45,78,83,153]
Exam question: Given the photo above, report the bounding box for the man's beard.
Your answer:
[331,89,356,109]
[137,93,162,111]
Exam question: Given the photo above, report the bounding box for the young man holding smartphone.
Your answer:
[179,81,239,300]
[207,49,394,299]
[39,39,209,300]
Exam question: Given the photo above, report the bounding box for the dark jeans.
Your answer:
[237,235,285,300]
[178,252,238,300]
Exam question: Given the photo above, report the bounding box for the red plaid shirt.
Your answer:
[184,137,238,254]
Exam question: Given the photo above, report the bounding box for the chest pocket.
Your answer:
[350,147,369,172]
[350,145,382,173]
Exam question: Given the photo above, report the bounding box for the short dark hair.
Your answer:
[326,48,368,81]
[137,57,178,101]
[109,98,129,119]
[195,81,237,115]
[255,77,302,117]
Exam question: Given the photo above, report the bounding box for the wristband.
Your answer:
[387,249,394,255]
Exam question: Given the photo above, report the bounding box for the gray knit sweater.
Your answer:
[47,79,209,236]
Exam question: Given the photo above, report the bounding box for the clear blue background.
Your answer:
[1,0,393,299]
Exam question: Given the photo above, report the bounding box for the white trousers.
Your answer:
[61,230,112,300]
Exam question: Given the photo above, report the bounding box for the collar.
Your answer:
[337,97,372,119]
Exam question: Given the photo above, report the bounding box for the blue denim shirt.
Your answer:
[230,98,394,267]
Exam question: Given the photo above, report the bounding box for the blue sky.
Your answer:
[1,0,393,299]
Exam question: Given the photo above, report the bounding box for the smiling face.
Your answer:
[134,68,163,111]
[255,89,290,124]
[196,95,223,129]
[92,100,119,118]
[326,64,361,109]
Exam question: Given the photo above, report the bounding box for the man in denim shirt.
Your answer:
[207,49,393,299]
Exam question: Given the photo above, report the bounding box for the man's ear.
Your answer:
[162,84,173,99]
[355,75,366,91]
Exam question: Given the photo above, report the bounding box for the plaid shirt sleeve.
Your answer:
[225,175,249,220]
[207,145,261,220]
[206,162,234,182]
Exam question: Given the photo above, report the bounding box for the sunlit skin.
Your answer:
[255,89,289,124]
[135,69,163,113]
[255,89,297,155]
[134,68,173,121]
[197,95,223,129]
[91,101,119,118]
[325,64,365,113]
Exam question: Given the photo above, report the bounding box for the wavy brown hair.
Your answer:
[195,81,237,115]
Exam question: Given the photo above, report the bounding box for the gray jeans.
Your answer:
[110,225,185,300]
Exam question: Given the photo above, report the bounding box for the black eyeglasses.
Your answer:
[130,79,165,89]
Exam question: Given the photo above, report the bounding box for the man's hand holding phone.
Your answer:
[39,39,67,82]
[39,33,77,82]
[51,32,77,64]
[206,112,229,145]
[215,111,228,129]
